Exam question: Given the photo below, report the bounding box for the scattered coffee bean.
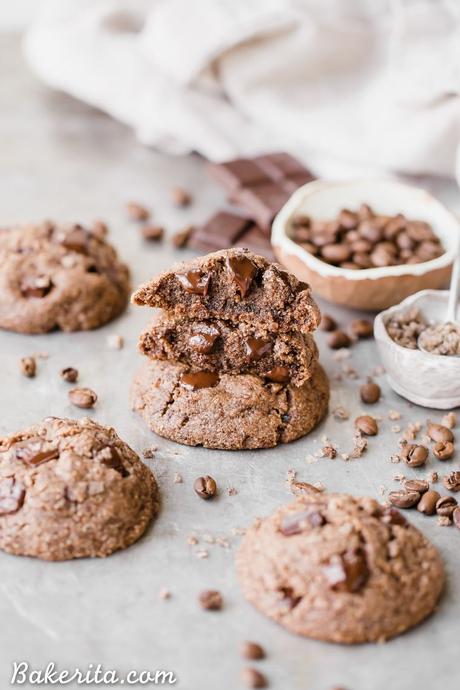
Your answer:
[350,319,374,339]
[198,589,223,611]
[172,225,194,248]
[427,422,454,443]
[433,440,455,461]
[436,495,458,518]
[401,444,428,468]
[20,356,36,378]
[68,387,97,409]
[355,415,378,436]
[171,186,192,207]
[127,201,150,221]
[453,506,460,530]
[417,490,441,515]
[327,330,352,349]
[404,479,429,494]
[320,314,337,332]
[193,475,217,500]
[360,381,381,404]
[388,490,420,509]
[60,367,79,383]
[142,225,164,241]
[241,642,265,660]
[241,668,267,689]
[443,471,460,492]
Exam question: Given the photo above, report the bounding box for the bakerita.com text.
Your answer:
[10,662,177,685]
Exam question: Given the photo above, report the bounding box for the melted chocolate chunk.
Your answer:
[176,270,210,296]
[189,325,220,354]
[322,548,369,593]
[0,477,26,515]
[226,255,257,297]
[265,366,290,383]
[277,586,302,611]
[20,275,53,299]
[179,371,219,391]
[100,447,129,477]
[245,337,272,362]
[15,439,59,466]
[280,508,325,536]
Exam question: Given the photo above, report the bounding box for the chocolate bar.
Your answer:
[189,211,274,260]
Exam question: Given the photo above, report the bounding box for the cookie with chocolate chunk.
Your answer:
[0,417,158,560]
[131,359,329,450]
[132,248,320,334]
[236,492,444,643]
[138,311,318,387]
[0,221,130,333]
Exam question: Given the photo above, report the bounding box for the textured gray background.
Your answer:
[0,34,458,690]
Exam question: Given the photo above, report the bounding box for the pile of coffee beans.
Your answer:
[289,204,444,269]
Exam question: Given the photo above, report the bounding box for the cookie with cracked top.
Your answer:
[0,221,130,333]
[0,417,159,560]
[131,359,329,450]
[138,311,318,387]
[236,492,444,643]
[132,248,320,335]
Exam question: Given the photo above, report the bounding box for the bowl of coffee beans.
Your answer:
[271,178,457,310]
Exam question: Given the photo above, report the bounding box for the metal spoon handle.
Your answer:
[446,245,460,323]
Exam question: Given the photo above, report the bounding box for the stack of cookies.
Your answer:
[131,248,329,450]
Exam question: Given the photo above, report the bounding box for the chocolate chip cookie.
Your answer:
[0,221,130,333]
[131,360,329,450]
[0,417,159,560]
[132,248,320,334]
[236,492,444,643]
[138,312,318,387]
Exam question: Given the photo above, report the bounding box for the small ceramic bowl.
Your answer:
[272,178,458,311]
[374,289,460,409]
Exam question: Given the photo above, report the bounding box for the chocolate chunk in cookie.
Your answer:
[236,492,444,643]
[132,249,320,335]
[0,221,130,333]
[0,417,159,560]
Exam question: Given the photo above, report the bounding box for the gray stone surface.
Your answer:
[0,33,458,690]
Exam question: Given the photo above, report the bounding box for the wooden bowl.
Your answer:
[271,179,457,311]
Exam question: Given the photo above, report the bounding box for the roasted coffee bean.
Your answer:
[193,475,217,499]
[68,387,97,409]
[352,252,373,268]
[427,423,454,443]
[453,506,460,530]
[20,356,36,378]
[360,381,381,404]
[327,330,352,349]
[443,471,460,492]
[60,367,79,383]
[171,186,192,207]
[241,642,265,660]
[198,589,223,610]
[433,440,455,460]
[388,490,420,509]
[436,495,458,518]
[127,201,149,221]
[417,490,441,515]
[319,314,337,332]
[401,444,428,468]
[404,479,430,494]
[344,229,360,243]
[340,262,359,270]
[241,668,267,689]
[292,226,311,242]
[384,215,406,239]
[142,225,164,241]
[355,415,378,436]
[350,239,372,253]
[339,209,358,229]
[350,319,373,338]
[395,231,414,250]
[291,214,310,228]
[321,243,352,263]
[300,241,318,255]
[358,220,383,243]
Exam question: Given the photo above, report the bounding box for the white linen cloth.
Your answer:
[24,0,460,180]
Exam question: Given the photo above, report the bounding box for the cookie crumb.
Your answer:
[142,447,156,459]
[159,588,171,600]
[333,406,350,421]
[227,487,238,496]
[172,225,194,248]
[106,334,124,350]
[174,472,183,484]
[442,412,457,429]
[60,367,78,383]
[198,589,223,610]
[20,356,36,378]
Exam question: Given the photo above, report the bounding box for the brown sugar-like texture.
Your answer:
[236,492,444,644]
[131,360,329,450]
[138,312,318,387]
[0,417,159,560]
[0,222,130,333]
[132,248,320,335]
